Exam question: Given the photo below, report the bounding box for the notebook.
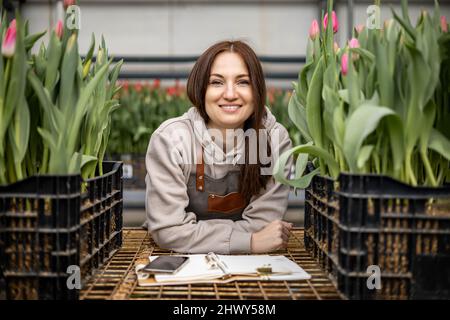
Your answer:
[135,252,311,286]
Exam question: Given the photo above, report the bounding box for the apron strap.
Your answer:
[196,144,204,192]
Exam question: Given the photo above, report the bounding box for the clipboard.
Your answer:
[135,252,311,286]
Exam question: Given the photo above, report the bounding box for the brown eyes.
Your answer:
[209,80,250,86]
[238,80,250,85]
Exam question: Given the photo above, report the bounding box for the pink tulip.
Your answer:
[134,82,143,93]
[2,20,16,58]
[166,86,178,97]
[441,16,448,33]
[153,78,161,89]
[64,0,77,9]
[355,24,364,34]
[309,19,320,40]
[348,38,360,48]
[348,38,360,61]
[341,53,348,76]
[55,20,63,39]
[323,11,339,33]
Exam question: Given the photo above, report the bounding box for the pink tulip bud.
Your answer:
[348,38,360,49]
[348,38,360,61]
[2,21,16,58]
[64,0,77,9]
[441,16,448,33]
[341,53,348,76]
[309,19,320,40]
[355,24,364,34]
[323,11,339,34]
[55,20,63,39]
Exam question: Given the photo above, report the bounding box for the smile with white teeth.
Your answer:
[220,105,241,111]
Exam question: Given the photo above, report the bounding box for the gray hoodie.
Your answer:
[144,106,293,254]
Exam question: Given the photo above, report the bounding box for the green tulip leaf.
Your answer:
[343,105,395,172]
[428,129,450,161]
[357,144,374,170]
[306,56,324,148]
[288,92,312,142]
[273,144,321,189]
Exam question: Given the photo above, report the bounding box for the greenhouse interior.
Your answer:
[0,0,450,305]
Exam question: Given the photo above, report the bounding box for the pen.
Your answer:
[206,252,228,275]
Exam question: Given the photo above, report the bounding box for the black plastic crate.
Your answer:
[0,161,123,300]
[304,172,450,300]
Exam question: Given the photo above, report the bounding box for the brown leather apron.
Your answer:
[185,142,248,221]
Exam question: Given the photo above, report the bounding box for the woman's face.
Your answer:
[205,52,255,132]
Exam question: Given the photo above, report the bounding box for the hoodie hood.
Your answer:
[186,106,277,168]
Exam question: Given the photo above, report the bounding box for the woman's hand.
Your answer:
[250,220,293,253]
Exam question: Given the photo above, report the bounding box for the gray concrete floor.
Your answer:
[123,207,304,228]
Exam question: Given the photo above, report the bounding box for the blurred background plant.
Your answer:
[266,88,302,147]
[107,79,189,156]
[106,82,297,156]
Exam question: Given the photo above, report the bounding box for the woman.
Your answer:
[144,40,293,254]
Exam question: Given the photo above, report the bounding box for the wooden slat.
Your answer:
[80,227,341,300]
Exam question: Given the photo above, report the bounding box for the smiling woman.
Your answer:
[144,40,294,254]
[205,52,255,129]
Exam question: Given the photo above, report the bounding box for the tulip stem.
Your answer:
[0,157,6,185]
[405,151,417,186]
[4,59,11,92]
[421,150,437,187]
[14,160,23,182]
[6,142,16,183]
[436,158,445,185]
[41,145,49,173]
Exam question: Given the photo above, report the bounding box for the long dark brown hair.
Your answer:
[187,40,271,202]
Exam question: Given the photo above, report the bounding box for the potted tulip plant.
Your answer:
[0,5,123,300]
[274,0,450,188]
[274,0,450,300]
